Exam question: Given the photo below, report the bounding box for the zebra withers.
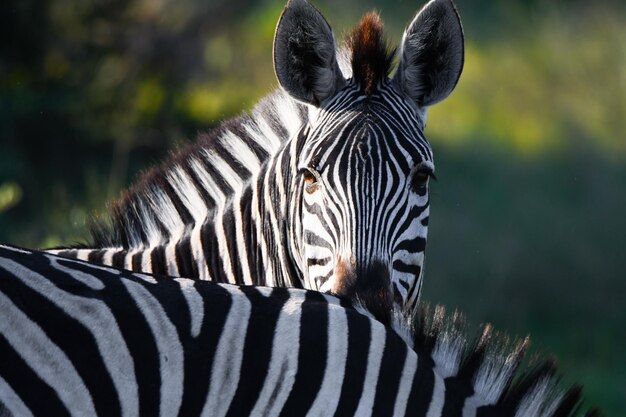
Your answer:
[50,0,465,321]
[0,245,599,417]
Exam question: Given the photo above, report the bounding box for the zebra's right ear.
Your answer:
[273,0,346,106]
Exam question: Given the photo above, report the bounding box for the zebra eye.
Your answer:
[411,169,433,194]
[302,169,320,193]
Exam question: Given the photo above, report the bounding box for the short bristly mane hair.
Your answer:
[346,12,395,95]
[404,304,602,417]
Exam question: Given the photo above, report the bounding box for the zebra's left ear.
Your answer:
[273,0,346,106]
[393,0,464,107]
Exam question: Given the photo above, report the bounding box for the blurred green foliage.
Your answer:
[1,0,624,414]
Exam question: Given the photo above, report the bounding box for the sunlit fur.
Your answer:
[297,81,433,318]
[48,0,461,321]
[0,245,599,417]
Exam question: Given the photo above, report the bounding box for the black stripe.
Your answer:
[57,249,77,259]
[196,154,235,197]
[442,375,474,416]
[396,236,427,253]
[111,250,126,269]
[87,249,105,265]
[373,329,408,415]
[333,309,371,416]
[303,231,333,251]
[307,257,331,267]
[0,263,122,416]
[279,291,328,417]
[200,219,226,283]
[222,117,270,164]
[150,246,167,275]
[0,334,71,417]
[239,186,259,284]
[225,287,290,417]
[404,266,423,305]
[182,156,217,210]
[175,235,197,278]
[222,205,244,284]
[160,179,195,227]
[56,260,163,417]
[405,353,436,417]
[132,251,143,271]
[177,281,233,416]
[393,259,422,275]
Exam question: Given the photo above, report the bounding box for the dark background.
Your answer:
[1,0,624,413]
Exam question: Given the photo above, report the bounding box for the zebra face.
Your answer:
[275,0,464,318]
[297,88,435,317]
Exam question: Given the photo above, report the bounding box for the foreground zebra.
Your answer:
[50,0,465,321]
[0,245,599,417]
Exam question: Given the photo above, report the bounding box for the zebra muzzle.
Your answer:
[332,260,394,324]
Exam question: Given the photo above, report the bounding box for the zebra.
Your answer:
[49,0,465,322]
[0,244,599,417]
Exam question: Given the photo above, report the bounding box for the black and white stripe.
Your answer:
[49,0,466,320]
[0,245,598,417]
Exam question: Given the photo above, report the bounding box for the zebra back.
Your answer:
[0,245,599,417]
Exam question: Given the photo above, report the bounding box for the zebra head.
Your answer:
[274,0,464,319]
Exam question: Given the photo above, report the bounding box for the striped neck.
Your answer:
[48,135,308,289]
[88,89,307,250]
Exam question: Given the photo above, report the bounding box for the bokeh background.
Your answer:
[1,0,624,413]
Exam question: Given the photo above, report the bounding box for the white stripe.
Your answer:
[141,250,153,273]
[250,291,305,416]
[191,223,209,280]
[124,249,136,270]
[1,257,138,417]
[189,157,226,205]
[201,286,251,417]
[75,249,90,261]
[246,116,282,154]
[221,130,261,173]
[0,374,35,417]
[48,257,105,290]
[232,193,253,285]
[148,188,185,239]
[176,278,205,338]
[0,245,31,254]
[169,166,208,223]
[137,199,163,247]
[353,320,387,417]
[0,291,96,416]
[165,242,179,276]
[203,150,244,195]
[251,175,275,287]
[213,205,235,283]
[306,298,349,417]
[426,373,446,417]
[102,248,115,266]
[122,279,184,417]
[393,349,418,417]
[254,286,274,297]
[270,91,304,137]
